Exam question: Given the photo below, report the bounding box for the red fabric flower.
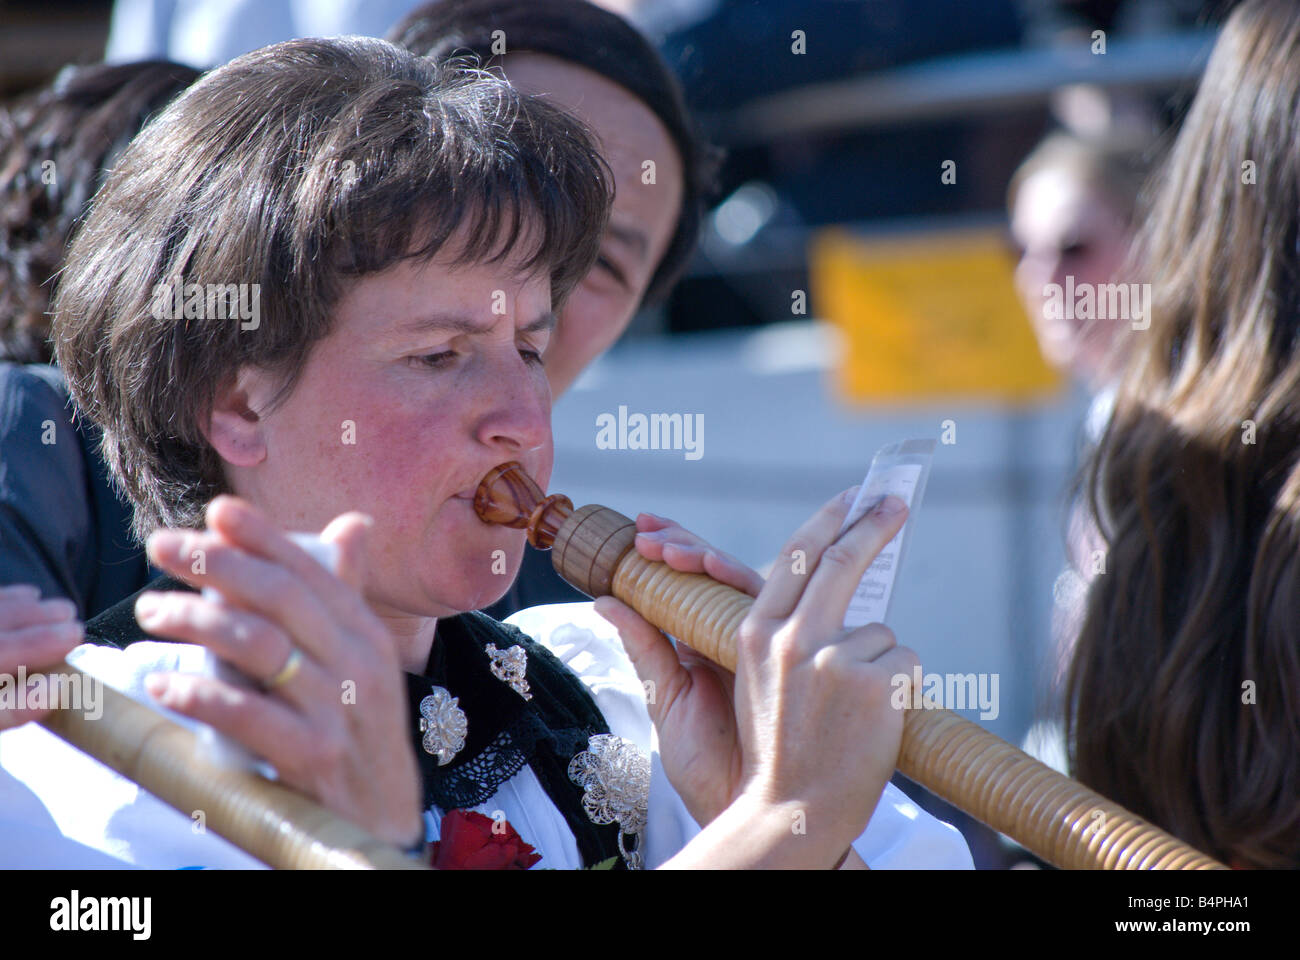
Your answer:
[429,810,542,870]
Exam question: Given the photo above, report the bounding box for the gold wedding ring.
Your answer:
[266,647,304,689]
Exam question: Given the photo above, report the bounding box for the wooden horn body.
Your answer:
[37,668,425,870]
[478,462,1226,870]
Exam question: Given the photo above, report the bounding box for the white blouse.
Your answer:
[0,602,972,869]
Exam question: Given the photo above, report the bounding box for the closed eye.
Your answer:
[410,347,545,369]
[595,254,631,291]
[411,351,457,369]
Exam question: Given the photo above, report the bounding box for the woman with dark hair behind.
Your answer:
[0,62,197,642]
[391,0,715,323]
[1069,0,1300,868]
[389,0,742,621]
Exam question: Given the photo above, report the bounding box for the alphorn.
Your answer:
[37,669,426,870]
[474,460,1227,870]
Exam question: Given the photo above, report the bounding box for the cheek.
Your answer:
[288,378,448,514]
[343,409,464,578]
[560,287,635,356]
[1087,243,1131,285]
[359,415,437,491]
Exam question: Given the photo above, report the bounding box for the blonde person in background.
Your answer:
[1009,131,1149,398]
[1007,131,1150,778]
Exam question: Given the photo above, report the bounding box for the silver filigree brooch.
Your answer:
[568,734,650,870]
[486,643,532,701]
[418,686,468,766]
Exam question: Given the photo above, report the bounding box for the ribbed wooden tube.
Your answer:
[39,667,426,870]
[551,504,1226,871]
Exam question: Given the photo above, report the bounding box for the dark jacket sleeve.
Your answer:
[0,363,150,618]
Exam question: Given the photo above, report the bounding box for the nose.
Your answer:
[474,348,551,459]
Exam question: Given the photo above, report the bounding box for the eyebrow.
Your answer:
[401,311,558,336]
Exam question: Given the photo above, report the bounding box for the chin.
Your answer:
[439,580,511,615]
[364,578,507,620]
[428,559,521,615]
[369,514,525,615]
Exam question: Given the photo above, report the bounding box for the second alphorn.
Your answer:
[37,666,427,870]
[474,460,1226,870]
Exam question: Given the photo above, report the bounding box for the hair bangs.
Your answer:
[312,60,611,309]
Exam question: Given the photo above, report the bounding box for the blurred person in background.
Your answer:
[1008,131,1151,701]
[1008,131,1152,823]
[1002,130,1151,867]
[1009,131,1150,398]
[0,61,198,636]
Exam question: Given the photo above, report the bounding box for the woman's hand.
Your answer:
[134,495,423,848]
[629,513,766,598]
[0,585,84,730]
[594,514,762,827]
[600,491,917,868]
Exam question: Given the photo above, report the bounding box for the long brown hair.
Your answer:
[1068,0,1300,868]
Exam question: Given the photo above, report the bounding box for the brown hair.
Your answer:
[53,36,612,540]
[1067,0,1300,867]
[390,0,721,306]
[0,60,199,364]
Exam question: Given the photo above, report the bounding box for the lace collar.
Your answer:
[405,612,561,810]
[405,610,632,867]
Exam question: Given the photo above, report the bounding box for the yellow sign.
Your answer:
[809,227,1061,404]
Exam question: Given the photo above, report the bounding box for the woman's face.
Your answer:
[1011,167,1133,386]
[216,237,555,621]
[503,53,685,396]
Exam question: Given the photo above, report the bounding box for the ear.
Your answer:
[201,366,276,468]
